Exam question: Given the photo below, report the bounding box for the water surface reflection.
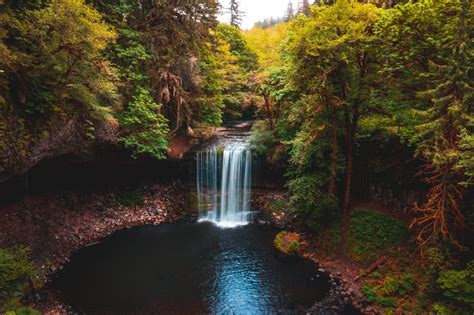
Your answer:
[53,223,329,314]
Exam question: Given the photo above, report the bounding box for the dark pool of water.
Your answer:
[53,222,331,314]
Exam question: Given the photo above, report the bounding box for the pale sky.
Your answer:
[218,0,299,30]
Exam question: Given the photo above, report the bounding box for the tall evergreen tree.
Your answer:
[410,0,474,251]
[299,0,311,15]
[229,0,243,28]
[284,1,295,22]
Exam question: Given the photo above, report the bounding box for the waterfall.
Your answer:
[196,143,252,227]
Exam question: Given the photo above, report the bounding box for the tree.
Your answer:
[215,23,258,120]
[245,22,289,69]
[88,0,172,157]
[284,0,383,250]
[299,0,311,15]
[253,17,285,29]
[409,0,473,251]
[3,0,118,119]
[229,0,244,28]
[374,0,474,252]
[0,0,225,161]
[249,72,277,130]
[140,0,220,133]
[119,88,169,159]
[285,1,295,22]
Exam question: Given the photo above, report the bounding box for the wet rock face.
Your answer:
[0,145,194,204]
[0,115,119,182]
[251,189,296,228]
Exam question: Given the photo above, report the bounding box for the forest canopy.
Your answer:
[0,0,258,168]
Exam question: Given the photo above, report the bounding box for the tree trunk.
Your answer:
[328,107,338,196]
[340,101,359,255]
[338,53,366,255]
[339,131,353,255]
[343,131,353,213]
[263,94,275,130]
[343,136,353,215]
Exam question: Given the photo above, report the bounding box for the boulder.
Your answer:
[273,231,300,254]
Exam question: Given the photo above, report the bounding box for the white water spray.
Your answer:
[196,143,252,228]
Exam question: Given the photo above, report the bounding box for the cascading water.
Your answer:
[196,142,252,227]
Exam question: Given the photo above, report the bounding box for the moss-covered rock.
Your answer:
[274,231,300,255]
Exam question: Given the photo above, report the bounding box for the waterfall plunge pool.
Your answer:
[52,222,331,314]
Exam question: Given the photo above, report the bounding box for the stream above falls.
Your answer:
[52,222,330,314]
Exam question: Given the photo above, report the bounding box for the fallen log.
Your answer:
[355,255,388,281]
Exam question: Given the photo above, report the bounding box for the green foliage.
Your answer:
[378,273,416,296]
[216,24,258,72]
[274,232,284,252]
[249,120,275,155]
[192,40,227,126]
[116,187,144,207]
[0,247,38,294]
[374,0,473,248]
[5,0,118,119]
[432,302,452,315]
[437,261,474,311]
[2,298,40,315]
[270,197,290,214]
[119,87,169,159]
[0,0,236,163]
[0,247,41,314]
[286,175,339,231]
[245,23,289,69]
[409,0,473,171]
[456,129,474,187]
[214,23,258,121]
[347,208,408,262]
[288,240,298,253]
[363,284,398,308]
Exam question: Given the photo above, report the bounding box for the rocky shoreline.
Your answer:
[0,181,193,314]
[253,189,379,315]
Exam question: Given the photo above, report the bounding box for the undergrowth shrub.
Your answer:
[0,247,36,293]
[3,299,40,315]
[363,272,416,310]
[363,284,397,308]
[249,120,275,155]
[436,261,474,312]
[0,247,41,314]
[286,175,339,231]
[271,198,289,212]
[378,273,416,296]
[117,188,144,206]
[347,208,408,262]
